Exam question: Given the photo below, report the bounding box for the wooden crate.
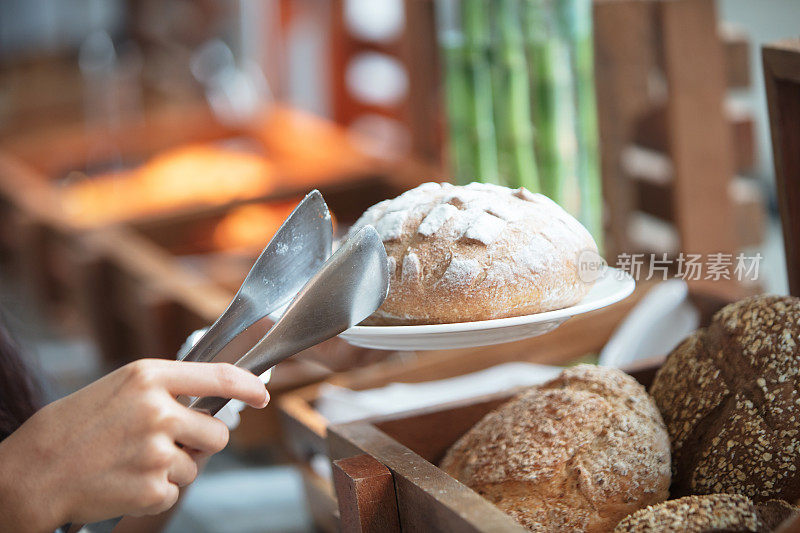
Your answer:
[277,282,741,530]
[326,357,664,532]
[279,287,647,531]
[326,353,799,532]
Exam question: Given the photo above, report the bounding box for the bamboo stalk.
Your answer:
[523,0,570,202]
[437,0,475,183]
[443,41,476,182]
[563,0,604,246]
[492,0,540,191]
[551,0,581,217]
[463,0,500,183]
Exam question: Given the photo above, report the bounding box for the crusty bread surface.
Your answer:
[440,365,671,532]
[613,494,799,532]
[347,182,598,325]
[650,295,800,502]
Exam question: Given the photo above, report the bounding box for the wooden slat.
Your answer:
[333,454,401,533]
[593,0,657,259]
[633,102,756,172]
[402,0,443,164]
[229,359,331,456]
[279,391,329,460]
[763,39,800,84]
[2,102,235,177]
[729,103,757,172]
[659,0,738,259]
[8,209,53,305]
[763,40,800,297]
[371,392,515,466]
[623,147,765,247]
[81,226,231,323]
[329,421,525,533]
[132,283,186,358]
[300,464,340,533]
[722,25,751,89]
[329,0,407,127]
[71,243,125,365]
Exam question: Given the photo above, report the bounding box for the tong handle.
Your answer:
[175,389,245,418]
[178,297,259,364]
[186,395,231,417]
[176,344,286,416]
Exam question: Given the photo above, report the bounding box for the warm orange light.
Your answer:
[212,202,295,252]
[212,200,338,253]
[253,106,368,184]
[62,144,277,225]
[60,106,366,227]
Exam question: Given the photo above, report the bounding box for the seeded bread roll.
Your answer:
[614,494,799,533]
[650,295,800,501]
[347,182,597,325]
[440,365,671,532]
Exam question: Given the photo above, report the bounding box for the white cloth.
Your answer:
[316,281,697,427]
[309,362,563,482]
[315,362,563,425]
[177,329,272,430]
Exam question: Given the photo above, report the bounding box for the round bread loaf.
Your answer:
[440,365,671,532]
[650,295,800,502]
[347,182,598,325]
[613,494,799,533]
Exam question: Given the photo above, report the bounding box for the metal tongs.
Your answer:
[177,190,389,415]
[86,191,388,533]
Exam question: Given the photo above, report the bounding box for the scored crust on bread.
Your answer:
[347,182,598,325]
[440,365,671,532]
[613,494,800,533]
[650,295,800,502]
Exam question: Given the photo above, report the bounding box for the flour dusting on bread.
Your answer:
[348,182,598,325]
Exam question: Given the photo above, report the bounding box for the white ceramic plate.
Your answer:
[271,267,634,351]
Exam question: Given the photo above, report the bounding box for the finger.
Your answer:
[145,481,180,516]
[166,447,198,487]
[129,478,180,517]
[171,407,230,455]
[139,360,268,408]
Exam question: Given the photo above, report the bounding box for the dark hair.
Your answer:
[0,320,41,441]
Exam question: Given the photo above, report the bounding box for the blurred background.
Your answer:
[0,1,799,532]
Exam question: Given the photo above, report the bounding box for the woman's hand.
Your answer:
[0,359,268,532]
